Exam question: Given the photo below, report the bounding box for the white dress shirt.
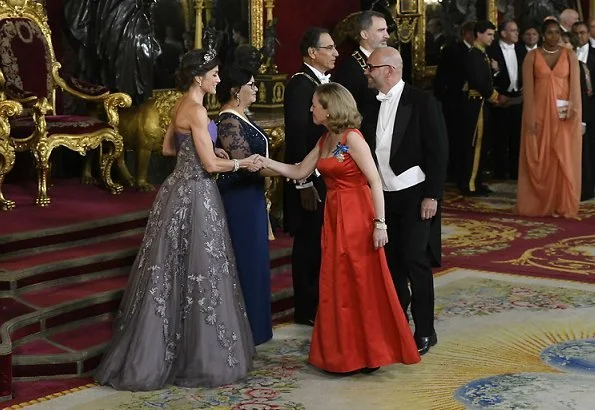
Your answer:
[590,37,595,48]
[359,46,371,58]
[304,63,330,84]
[375,80,426,191]
[577,43,590,64]
[499,40,519,92]
[526,44,537,52]
[463,40,473,49]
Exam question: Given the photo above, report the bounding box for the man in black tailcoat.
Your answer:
[434,20,475,181]
[487,19,525,180]
[283,27,338,325]
[363,46,448,355]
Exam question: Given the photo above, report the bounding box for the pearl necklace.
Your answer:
[541,46,560,54]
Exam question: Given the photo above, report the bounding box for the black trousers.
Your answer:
[384,186,434,337]
[581,125,595,201]
[491,103,522,179]
[290,203,323,323]
[458,97,491,193]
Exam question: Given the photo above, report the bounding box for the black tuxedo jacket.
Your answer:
[486,42,524,96]
[362,84,448,201]
[334,48,380,122]
[282,64,327,233]
[434,41,469,102]
[362,84,448,265]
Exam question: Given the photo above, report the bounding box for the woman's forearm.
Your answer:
[265,158,311,180]
[369,179,385,222]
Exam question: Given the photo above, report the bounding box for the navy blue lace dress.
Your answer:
[216,111,273,345]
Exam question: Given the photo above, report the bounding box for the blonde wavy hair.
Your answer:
[315,83,362,133]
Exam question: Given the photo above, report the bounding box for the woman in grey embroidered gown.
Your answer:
[94,49,260,391]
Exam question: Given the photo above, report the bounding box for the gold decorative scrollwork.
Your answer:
[0,99,22,210]
[500,235,595,277]
[395,17,417,44]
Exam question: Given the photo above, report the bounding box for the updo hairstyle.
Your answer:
[175,48,219,92]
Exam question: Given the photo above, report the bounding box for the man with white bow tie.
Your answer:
[362,46,447,355]
[283,26,338,326]
[487,19,525,180]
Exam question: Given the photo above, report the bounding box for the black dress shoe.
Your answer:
[360,367,380,374]
[415,332,438,355]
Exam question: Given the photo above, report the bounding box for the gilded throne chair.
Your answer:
[0,0,131,208]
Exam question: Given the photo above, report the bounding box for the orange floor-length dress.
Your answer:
[308,130,421,373]
[517,48,582,218]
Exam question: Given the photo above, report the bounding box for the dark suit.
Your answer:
[334,48,380,125]
[434,41,470,180]
[487,41,525,179]
[283,64,326,324]
[362,84,448,338]
[579,60,595,200]
[459,44,498,194]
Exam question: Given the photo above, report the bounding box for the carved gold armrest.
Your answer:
[0,70,36,104]
[51,62,132,128]
[0,100,23,139]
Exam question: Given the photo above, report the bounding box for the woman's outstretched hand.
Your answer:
[241,154,265,172]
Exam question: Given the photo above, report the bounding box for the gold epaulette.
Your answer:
[290,71,318,85]
[352,50,367,71]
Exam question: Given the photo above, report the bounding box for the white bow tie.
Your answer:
[376,92,392,102]
[319,74,331,84]
[501,43,515,50]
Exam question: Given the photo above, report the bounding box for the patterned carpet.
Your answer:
[440,182,595,283]
[15,269,595,410]
[5,182,595,410]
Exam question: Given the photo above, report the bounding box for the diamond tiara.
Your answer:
[203,48,217,65]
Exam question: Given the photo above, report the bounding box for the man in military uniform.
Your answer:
[283,27,338,325]
[334,10,389,125]
[459,20,509,196]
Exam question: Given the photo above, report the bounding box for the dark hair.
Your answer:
[216,63,253,104]
[233,44,263,76]
[175,49,219,91]
[541,19,562,35]
[299,27,329,57]
[498,19,517,34]
[357,10,385,32]
[461,20,476,35]
[232,20,249,39]
[474,20,496,36]
[572,20,588,31]
[521,24,539,34]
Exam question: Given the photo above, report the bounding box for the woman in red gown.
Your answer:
[261,83,420,373]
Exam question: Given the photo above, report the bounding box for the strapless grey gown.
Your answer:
[94,133,255,391]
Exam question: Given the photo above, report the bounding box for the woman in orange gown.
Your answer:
[517,19,582,218]
[261,83,421,373]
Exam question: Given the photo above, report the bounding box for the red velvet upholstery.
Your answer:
[0,18,52,102]
[59,69,109,97]
[10,116,109,139]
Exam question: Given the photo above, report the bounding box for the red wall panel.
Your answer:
[274,0,360,74]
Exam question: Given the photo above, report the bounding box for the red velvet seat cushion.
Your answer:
[10,115,112,139]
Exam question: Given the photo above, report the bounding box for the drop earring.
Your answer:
[235,92,241,107]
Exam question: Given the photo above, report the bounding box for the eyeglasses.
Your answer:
[316,44,337,51]
[365,63,394,71]
[245,81,257,89]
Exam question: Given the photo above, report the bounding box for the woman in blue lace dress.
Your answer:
[94,50,262,391]
[215,64,273,345]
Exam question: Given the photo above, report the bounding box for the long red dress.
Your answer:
[308,130,421,373]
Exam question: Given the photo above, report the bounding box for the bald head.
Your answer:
[365,46,403,93]
[370,46,403,70]
[560,9,579,30]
